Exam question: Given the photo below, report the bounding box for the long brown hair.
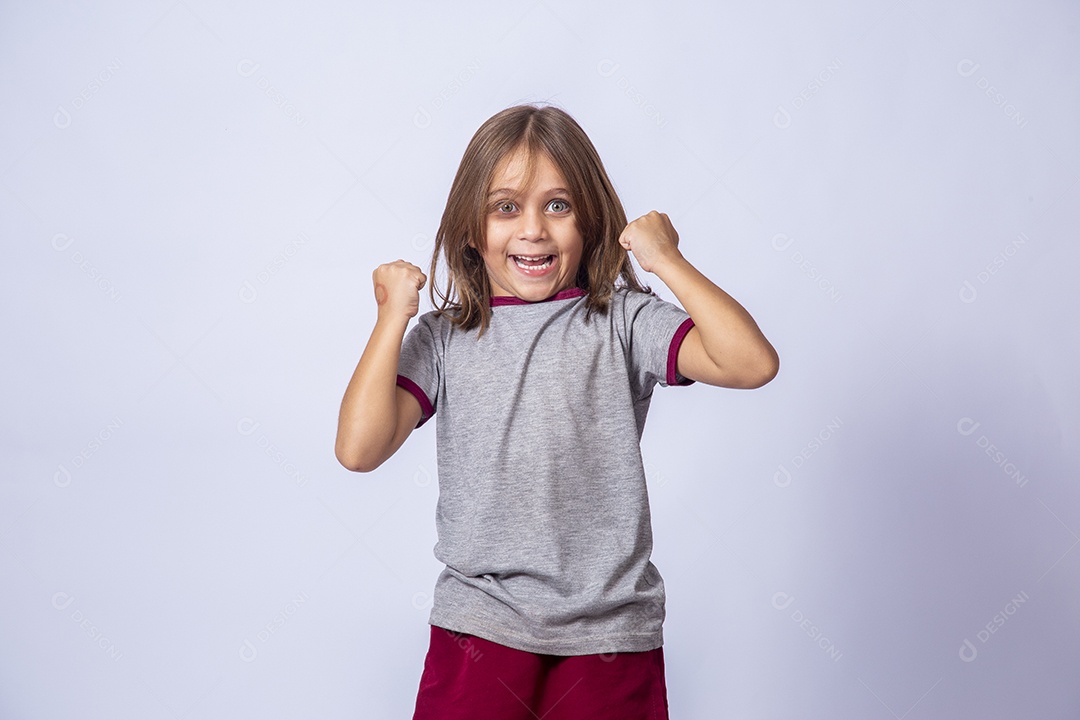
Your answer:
[428,103,652,337]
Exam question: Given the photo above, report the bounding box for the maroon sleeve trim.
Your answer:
[666,317,697,386]
[396,374,435,427]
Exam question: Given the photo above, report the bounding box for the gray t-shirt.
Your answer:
[395,284,696,655]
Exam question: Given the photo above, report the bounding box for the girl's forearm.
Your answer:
[335,313,410,471]
[653,254,779,381]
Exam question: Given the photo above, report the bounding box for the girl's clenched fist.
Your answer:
[373,259,426,320]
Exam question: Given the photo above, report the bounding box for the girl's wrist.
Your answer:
[375,308,412,332]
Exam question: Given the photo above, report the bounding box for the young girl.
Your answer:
[336,104,778,720]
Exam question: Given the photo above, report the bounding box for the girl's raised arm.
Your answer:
[620,211,779,389]
[335,260,426,472]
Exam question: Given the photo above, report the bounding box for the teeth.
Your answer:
[513,255,553,269]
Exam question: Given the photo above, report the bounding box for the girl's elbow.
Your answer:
[336,442,379,473]
[746,350,779,388]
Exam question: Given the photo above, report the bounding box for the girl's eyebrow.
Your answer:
[488,186,570,197]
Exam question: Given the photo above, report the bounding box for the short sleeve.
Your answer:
[622,289,696,398]
[396,313,441,428]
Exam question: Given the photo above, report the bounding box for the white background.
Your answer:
[2,1,1078,718]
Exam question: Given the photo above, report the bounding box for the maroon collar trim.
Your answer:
[490,286,587,306]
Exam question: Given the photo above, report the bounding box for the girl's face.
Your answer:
[474,146,584,301]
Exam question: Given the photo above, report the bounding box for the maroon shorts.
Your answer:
[411,625,670,720]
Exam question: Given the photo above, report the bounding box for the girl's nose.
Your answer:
[518,205,544,239]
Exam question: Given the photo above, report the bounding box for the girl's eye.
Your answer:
[492,199,571,214]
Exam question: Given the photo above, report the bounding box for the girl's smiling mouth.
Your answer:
[511,254,556,275]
